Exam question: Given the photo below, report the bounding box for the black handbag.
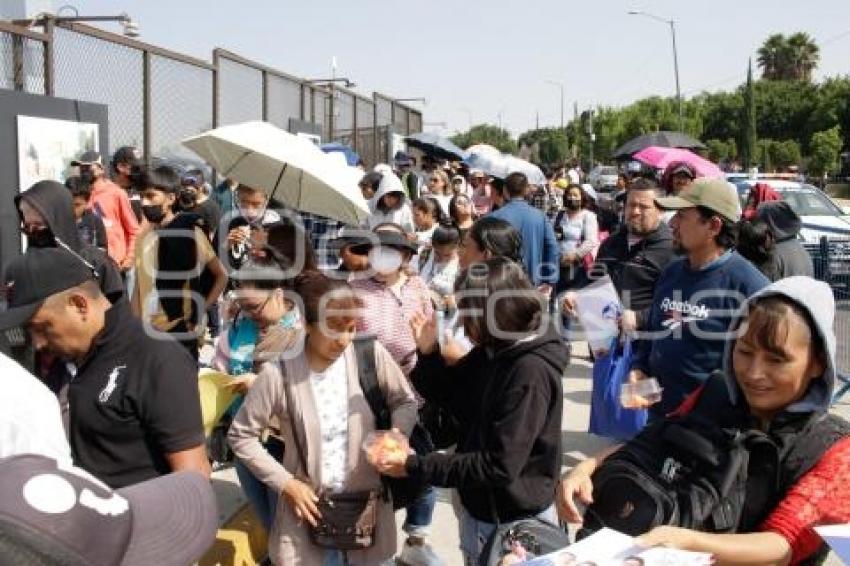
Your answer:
[310,490,379,550]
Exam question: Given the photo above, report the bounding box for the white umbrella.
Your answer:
[464,144,509,178]
[503,155,547,186]
[183,121,369,225]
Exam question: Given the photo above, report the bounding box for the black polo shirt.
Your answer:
[68,299,204,488]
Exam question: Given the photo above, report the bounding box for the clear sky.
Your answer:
[76,0,850,137]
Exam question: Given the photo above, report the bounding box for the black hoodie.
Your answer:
[407,327,568,522]
[15,181,123,301]
[756,201,814,280]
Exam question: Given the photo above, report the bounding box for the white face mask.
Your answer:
[368,246,404,275]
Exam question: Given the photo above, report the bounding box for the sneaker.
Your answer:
[397,536,444,566]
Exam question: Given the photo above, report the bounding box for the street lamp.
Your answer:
[628,10,682,130]
[545,80,565,131]
[305,78,356,88]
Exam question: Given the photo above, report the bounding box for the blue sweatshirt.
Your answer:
[631,250,769,417]
[489,199,560,285]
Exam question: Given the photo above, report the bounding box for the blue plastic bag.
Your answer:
[588,337,647,440]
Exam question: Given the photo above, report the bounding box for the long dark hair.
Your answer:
[293,270,363,325]
[456,258,543,348]
[468,217,522,263]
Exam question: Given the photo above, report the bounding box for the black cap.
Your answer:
[70,150,102,167]
[0,247,97,330]
[393,151,413,167]
[111,146,142,168]
[374,228,418,253]
[0,454,218,566]
[329,226,376,250]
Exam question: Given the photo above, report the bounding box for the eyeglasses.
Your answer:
[234,290,273,315]
[428,178,440,183]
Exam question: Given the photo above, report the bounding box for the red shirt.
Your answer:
[88,178,139,267]
[761,435,850,564]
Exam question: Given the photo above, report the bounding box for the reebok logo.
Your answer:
[660,297,710,319]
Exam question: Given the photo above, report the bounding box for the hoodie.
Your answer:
[407,327,568,522]
[366,172,415,233]
[743,182,781,220]
[722,276,836,417]
[16,181,123,301]
[756,201,814,279]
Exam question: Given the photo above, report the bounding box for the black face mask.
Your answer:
[80,170,94,185]
[24,227,55,248]
[566,199,582,210]
[141,204,166,224]
[178,188,197,209]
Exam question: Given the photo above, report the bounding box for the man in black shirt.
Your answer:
[0,247,209,488]
[564,177,676,333]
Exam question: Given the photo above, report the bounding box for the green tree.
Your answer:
[517,128,568,165]
[741,59,757,167]
[757,34,787,80]
[705,138,737,162]
[770,140,802,169]
[451,124,517,154]
[808,126,843,177]
[756,33,819,81]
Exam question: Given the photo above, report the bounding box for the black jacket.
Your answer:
[407,327,568,522]
[16,180,123,301]
[581,222,675,329]
[757,201,814,280]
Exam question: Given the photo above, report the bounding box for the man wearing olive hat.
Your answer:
[629,178,769,419]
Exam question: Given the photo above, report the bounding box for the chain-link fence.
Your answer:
[0,20,423,171]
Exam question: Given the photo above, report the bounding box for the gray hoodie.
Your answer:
[756,201,814,279]
[722,276,836,415]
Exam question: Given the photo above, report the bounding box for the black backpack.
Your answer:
[353,336,435,510]
[578,372,772,538]
[579,371,850,549]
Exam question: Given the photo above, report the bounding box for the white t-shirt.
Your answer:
[309,354,349,492]
[0,352,72,462]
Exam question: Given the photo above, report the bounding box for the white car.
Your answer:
[588,165,619,190]
[733,179,850,243]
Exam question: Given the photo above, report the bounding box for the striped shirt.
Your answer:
[350,275,433,376]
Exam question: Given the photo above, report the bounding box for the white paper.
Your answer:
[814,524,850,563]
[519,528,712,565]
[574,276,622,355]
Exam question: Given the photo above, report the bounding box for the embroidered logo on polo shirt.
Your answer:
[98,365,127,403]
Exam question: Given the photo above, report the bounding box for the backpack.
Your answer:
[579,371,850,547]
[353,336,435,510]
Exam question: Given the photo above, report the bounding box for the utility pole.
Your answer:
[536,110,539,130]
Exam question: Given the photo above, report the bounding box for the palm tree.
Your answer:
[756,33,820,81]
[757,34,787,80]
[787,32,820,81]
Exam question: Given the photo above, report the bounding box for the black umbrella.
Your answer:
[612,131,706,160]
[405,132,468,161]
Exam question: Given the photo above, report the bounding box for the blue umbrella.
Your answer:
[405,132,468,161]
[321,142,360,167]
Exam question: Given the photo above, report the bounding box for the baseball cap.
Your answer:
[393,151,413,167]
[70,150,102,167]
[0,247,98,330]
[0,454,217,566]
[655,177,742,222]
[554,178,569,189]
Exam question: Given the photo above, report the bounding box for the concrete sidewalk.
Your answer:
[206,342,847,564]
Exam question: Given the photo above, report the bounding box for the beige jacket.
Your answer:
[228,339,418,565]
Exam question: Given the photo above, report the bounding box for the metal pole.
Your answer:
[142,50,151,158]
[559,84,564,132]
[670,19,683,130]
[44,17,54,96]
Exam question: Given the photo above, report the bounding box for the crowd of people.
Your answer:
[0,141,847,566]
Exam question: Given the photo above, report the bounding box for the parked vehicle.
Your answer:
[588,165,619,190]
[732,177,850,243]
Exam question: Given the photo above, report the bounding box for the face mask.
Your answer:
[566,198,582,210]
[141,204,166,224]
[80,170,94,185]
[24,227,54,248]
[178,188,197,209]
[368,246,404,275]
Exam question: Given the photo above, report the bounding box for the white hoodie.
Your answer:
[367,171,415,233]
